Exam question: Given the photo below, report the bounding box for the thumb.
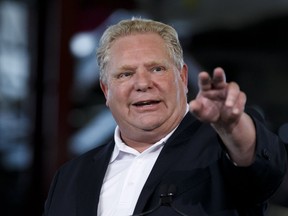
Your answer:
[189,100,202,116]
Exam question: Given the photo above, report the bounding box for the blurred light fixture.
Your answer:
[70,32,96,58]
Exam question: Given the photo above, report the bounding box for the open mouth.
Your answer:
[133,100,160,107]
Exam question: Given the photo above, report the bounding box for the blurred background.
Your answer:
[0,0,287,215]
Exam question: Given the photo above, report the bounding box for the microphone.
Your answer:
[131,184,189,216]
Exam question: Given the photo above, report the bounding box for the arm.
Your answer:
[189,67,255,166]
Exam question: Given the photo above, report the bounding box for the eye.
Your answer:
[152,66,165,73]
[117,72,133,79]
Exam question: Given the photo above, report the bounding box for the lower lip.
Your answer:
[133,103,161,112]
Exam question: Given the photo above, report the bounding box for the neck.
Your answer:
[120,132,163,153]
[119,105,188,152]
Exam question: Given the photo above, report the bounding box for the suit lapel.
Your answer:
[74,113,201,215]
[133,113,201,213]
[76,141,114,216]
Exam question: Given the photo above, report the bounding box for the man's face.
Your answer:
[100,33,188,142]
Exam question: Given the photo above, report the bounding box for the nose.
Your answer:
[134,71,152,91]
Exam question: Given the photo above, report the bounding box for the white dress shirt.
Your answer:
[97,106,189,216]
[97,126,176,216]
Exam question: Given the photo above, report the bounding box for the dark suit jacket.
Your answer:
[43,111,287,216]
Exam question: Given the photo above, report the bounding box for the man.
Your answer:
[43,18,287,216]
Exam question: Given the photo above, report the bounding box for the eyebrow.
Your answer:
[118,65,137,71]
[116,59,171,72]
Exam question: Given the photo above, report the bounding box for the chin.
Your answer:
[138,121,164,132]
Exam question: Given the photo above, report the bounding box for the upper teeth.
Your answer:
[135,100,158,106]
[136,101,151,106]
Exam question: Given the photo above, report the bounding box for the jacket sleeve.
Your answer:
[221,109,287,206]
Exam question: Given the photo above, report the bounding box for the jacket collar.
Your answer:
[76,112,199,216]
[133,112,200,213]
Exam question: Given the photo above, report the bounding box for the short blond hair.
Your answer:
[96,18,184,83]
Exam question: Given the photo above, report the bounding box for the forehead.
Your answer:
[111,32,167,51]
[109,33,171,63]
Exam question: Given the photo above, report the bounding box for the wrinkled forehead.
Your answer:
[108,33,172,66]
[109,32,172,61]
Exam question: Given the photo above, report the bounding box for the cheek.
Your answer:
[106,86,126,106]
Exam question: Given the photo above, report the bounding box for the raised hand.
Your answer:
[189,67,246,132]
[189,67,256,166]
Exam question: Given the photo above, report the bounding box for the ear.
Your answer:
[100,81,109,106]
[180,64,189,94]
